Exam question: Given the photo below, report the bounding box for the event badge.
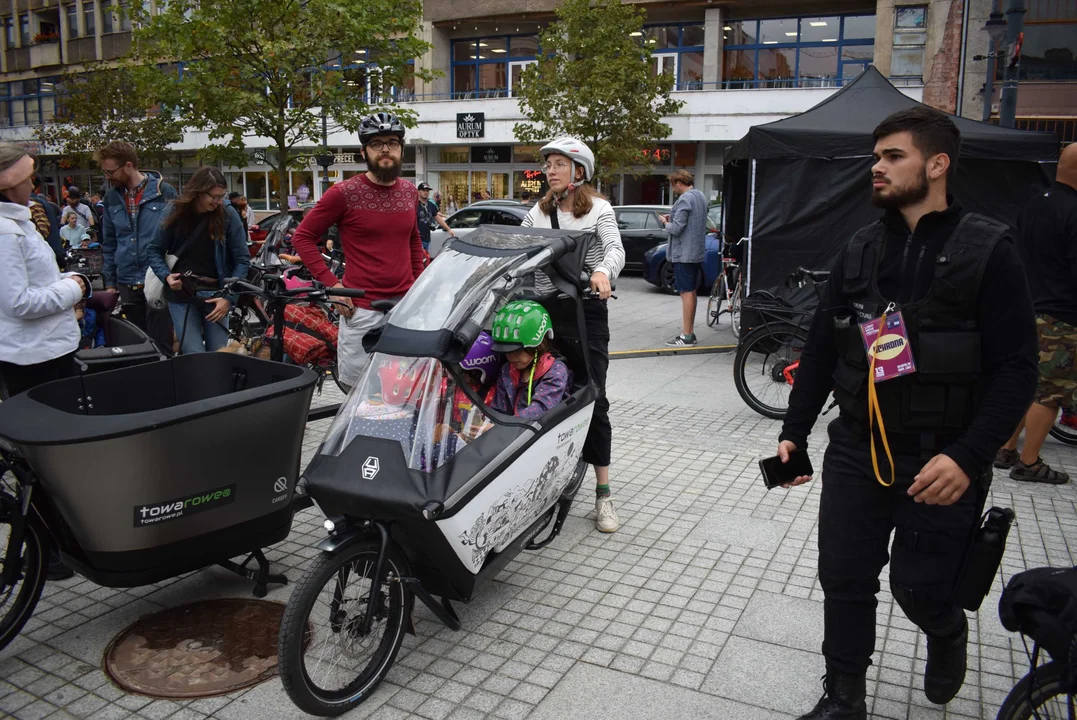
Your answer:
[859,310,916,382]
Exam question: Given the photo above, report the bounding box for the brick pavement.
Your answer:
[1,327,1075,720]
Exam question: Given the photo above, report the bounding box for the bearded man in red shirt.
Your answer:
[291,112,424,387]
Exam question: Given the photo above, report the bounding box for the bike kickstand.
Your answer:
[218,548,288,598]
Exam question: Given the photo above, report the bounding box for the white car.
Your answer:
[429,205,530,257]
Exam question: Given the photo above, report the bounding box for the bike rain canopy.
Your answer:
[722,66,1060,293]
[304,225,598,521]
[364,226,595,362]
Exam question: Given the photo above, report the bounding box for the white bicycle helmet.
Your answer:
[540,137,595,183]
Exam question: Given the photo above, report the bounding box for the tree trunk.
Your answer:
[275,134,290,214]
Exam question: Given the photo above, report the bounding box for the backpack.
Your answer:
[263,303,339,365]
[999,566,1077,691]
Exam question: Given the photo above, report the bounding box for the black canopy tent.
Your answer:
[722,66,1060,293]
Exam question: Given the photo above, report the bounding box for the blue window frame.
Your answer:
[638,23,705,90]
[0,77,57,127]
[451,34,539,99]
[722,14,875,89]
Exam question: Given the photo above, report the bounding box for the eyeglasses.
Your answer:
[542,160,572,174]
[368,139,402,152]
[205,191,227,202]
[102,167,120,178]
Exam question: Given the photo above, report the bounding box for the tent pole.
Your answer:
[746,159,757,296]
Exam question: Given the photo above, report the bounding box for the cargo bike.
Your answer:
[0,281,365,652]
[276,225,603,715]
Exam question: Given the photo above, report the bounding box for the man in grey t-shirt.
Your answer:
[660,170,708,346]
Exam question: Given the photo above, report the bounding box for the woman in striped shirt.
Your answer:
[521,137,626,534]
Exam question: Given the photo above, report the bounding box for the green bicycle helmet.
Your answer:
[490,300,554,352]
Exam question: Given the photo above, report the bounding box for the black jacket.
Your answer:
[1018,181,1077,326]
[780,200,1038,481]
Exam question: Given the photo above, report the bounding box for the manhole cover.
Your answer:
[104,598,285,699]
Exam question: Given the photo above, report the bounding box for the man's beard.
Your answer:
[367,151,401,183]
[871,170,930,209]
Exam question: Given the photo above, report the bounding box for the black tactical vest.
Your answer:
[831,214,1010,442]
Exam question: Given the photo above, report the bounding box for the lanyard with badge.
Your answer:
[859,302,918,486]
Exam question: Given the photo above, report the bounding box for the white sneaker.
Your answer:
[595,496,619,533]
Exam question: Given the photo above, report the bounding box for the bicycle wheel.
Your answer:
[278,541,410,716]
[996,661,1074,720]
[0,492,48,652]
[733,323,807,419]
[729,269,742,339]
[1049,410,1077,447]
[706,273,727,328]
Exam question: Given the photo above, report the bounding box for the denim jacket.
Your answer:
[145,205,250,305]
[100,172,177,287]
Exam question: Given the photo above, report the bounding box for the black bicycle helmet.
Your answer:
[359,112,406,146]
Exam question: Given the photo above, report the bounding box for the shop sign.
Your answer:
[457,112,485,139]
[471,146,510,164]
[307,152,356,167]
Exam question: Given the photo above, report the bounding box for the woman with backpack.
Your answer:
[146,167,249,354]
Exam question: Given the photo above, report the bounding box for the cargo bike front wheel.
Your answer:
[277,540,411,716]
[0,487,49,652]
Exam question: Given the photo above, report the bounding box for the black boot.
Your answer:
[924,616,968,704]
[798,666,867,720]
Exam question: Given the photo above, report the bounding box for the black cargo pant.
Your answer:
[551,297,612,467]
[818,417,981,675]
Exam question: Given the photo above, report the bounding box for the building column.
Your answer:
[59,0,69,64]
[703,6,723,87]
[417,22,451,99]
[94,0,104,60]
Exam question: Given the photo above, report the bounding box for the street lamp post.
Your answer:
[998,0,1026,128]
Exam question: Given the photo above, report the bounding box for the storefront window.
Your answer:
[438,146,469,164]
[1018,23,1077,80]
[440,171,469,209]
[514,145,543,165]
[452,34,539,98]
[514,169,547,199]
[672,143,697,167]
[245,171,268,210]
[290,171,314,203]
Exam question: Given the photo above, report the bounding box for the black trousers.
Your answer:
[552,298,612,467]
[118,284,174,355]
[0,351,79,400]
[818,417,981,675]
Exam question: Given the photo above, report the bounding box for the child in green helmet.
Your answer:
[489,300,571,420]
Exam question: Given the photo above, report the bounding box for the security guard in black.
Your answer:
[776,108,1037,720]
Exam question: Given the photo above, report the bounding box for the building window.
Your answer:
[119,0,132,31]
[722,14,875,89]
[2,78,56,127]
[4,18,14,47]
[102,1,114,34]
[84,2,95,36]
[19,14,30,46]
[67,4,79,37]
[891,6,927,81]
[640,23,704,90]
[451,34,539,99]
[1017,0,1077,80]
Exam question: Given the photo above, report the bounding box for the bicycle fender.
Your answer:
[317,527,373,554]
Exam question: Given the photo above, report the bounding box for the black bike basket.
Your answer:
[999,566,1077,692]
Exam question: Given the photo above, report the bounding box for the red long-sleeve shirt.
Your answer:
[291,174,423,309]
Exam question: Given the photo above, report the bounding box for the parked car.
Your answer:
[643,232,722,294]
[707,203,722,232]
[612,205,670,273]
[429,204,530,257]
[248,203,314,245]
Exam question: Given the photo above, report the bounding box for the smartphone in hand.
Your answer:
[759,450,813,490]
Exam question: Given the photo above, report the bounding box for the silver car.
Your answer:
[428,205,530,257]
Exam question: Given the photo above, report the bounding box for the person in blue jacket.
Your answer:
[145,167,249,354]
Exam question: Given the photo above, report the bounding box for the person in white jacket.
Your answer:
[0,144,89,400]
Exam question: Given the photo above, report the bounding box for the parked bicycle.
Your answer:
[705,235,745,337]
[733,267,829,419]
[995,565,1077,719]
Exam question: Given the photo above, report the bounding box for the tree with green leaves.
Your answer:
[128,0,430,211]
[512,0,685,187]
[37,64,184,169]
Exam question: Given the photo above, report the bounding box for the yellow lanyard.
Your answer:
[867,306,896,487]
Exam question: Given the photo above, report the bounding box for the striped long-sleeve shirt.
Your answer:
[521,197,626,284]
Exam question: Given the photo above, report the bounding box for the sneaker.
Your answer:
[993,447,1018,470]
[1010,457,1070,484]
[665,333,697,348]
[595,496,619,533]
